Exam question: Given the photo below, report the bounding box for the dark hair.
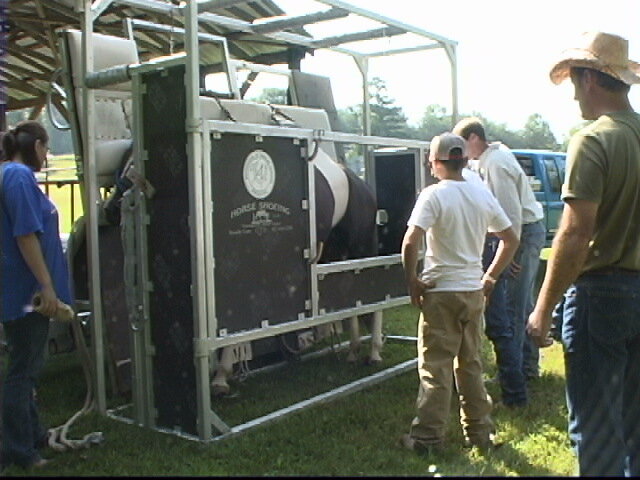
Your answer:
[440,147,465,171]
[570,66,630,93]
[452,117,486,142]
[2,120,49,170]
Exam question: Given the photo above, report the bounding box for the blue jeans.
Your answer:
[1,312,49,468]
[563,271,640,476]
[505,221,545,379]
[483,236,527,406]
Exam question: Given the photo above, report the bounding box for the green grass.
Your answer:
[2,305,575,476]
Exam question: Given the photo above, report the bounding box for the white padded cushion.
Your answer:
[95,139,131,188]
[66,30,139,92]
[63,30,138,187]
[269,104,337,160]
[200,97,273,124]
[269,104,332,131]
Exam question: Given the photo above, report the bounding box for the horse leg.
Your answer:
[211,346,235,396]
[346,316,360,363]
[367,311,383,365]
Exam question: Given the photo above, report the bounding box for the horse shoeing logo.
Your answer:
[243,149,275,200]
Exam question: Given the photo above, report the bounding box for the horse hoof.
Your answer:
[364,356,382,366]
[211,384,230,397]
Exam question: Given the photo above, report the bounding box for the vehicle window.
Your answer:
[515,155,535,176]
[516,155,542,192]
[544,157,561,193]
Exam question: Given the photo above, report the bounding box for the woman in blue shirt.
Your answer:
[1,121,72,470]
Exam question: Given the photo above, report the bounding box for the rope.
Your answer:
[268,104,297,127]
[46,316,104,451]
[213,95,236,122]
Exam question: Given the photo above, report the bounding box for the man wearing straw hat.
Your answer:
[528,31,640,476]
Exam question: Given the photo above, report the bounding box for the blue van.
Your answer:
[511,149,567,246]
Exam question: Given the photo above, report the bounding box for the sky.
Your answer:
[263,0,640,142]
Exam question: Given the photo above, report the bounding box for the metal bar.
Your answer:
[311,26,405,50]
[205,120,429,149]
[315,0,457,47]
[129,72,150,428]
[196,0,251,13]
[364,42,442,58]
[81,0,107,415]
[129,18,228,44]
[386,335,418,343]
[229,59,292,77]
[204,297,409,350]
[91,0,114,21]
[445,43,459,125]
[109,0,174,15]
[315,254,401,274]
[85,65,132,89]
[129,19,238,98]
[210,358,417,441]
[200,123,230,436]
[198,12,316,47]
[185,0,214,442]
[250,8,349,35]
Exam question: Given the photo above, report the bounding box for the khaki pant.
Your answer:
[409,290,494,446]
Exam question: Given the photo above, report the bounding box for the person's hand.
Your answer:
[481,273,497,299]
[527,308,554,348]
[508,260,522,278]
[407,276,436,309]
[36,284,58,318]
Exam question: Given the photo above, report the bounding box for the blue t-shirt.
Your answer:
[1,162,73,323]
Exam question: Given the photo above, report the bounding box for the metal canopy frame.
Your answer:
[71,0,455,440]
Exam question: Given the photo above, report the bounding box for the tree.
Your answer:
[416,104,452,141]
[520,113,559,150]
[249,87,288,105]
[368,77,415,139]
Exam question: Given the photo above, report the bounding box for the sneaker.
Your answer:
[31,457,50,469]
[398,434,440,455]
[463,433,504,451]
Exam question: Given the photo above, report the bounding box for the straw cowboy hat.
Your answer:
[549,31,640,85]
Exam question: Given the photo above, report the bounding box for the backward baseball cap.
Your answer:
[430,132,466,161]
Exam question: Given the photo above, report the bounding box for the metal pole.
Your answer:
[81,0,107,413]
[184,0,213,441]
[444,43,459,126]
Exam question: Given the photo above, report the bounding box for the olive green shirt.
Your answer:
[562,111,640,272]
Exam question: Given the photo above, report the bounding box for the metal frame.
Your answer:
[73,0,452,441]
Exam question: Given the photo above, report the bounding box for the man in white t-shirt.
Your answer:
[400,133,519,452]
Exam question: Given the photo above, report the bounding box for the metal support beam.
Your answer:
[196,0,251,13]
[251,7,349,35]
[364,42,442,58]
[185,0,215,442]
[210,358,417,442]
[444,43,459,125]
[81,0,107,414]
[91,0,114,21]
[312,26,405,50]
[316,0,457,48]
